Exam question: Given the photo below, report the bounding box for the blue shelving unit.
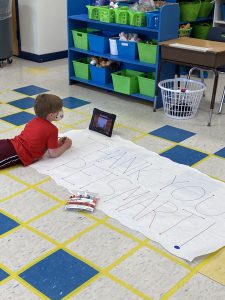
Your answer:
[67,0,180,109]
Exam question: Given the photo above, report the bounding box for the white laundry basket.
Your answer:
[158,78,206,119]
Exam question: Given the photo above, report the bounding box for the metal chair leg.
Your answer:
[200,70,205,97]
[217,86,225,114]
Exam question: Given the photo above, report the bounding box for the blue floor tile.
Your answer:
[0,213,19,235]
[160,145,208,166]
[9,97,35,109]
[149,125,196,143]
[14,85,49,96]
[0,269,9,281]
[214,147,225,158]
[63,97,90,109]
[1,112,35,126]
[19,249,98,300]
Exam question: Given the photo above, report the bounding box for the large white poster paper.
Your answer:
[32,130,225,261]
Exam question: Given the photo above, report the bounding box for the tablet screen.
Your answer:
[89,108,116,137]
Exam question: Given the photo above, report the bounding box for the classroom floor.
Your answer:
[0,57,225,300]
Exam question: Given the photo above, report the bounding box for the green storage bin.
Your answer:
[73,58,90,80]
[138,73,155,97]
[198,0,214,18]
[115,7,129,24]
[129,11,146,27]
[112,69,144,95]
[192,23,212,39]
[179,1,201,22]
[137,41,157,64]
[99,6,115,23]
[86,5,100,20]
[72,28,99,50]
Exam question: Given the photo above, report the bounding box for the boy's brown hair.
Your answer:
[34,94,63,119]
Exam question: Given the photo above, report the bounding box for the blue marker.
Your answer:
[174,245,180,249]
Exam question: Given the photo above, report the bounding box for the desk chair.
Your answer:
[189,27,225,114]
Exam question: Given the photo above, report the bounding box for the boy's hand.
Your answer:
[63,137,72,149]
[58,136,67,146]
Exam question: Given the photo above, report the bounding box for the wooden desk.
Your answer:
[157,37,225,126]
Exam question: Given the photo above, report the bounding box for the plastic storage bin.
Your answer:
[72,28,99,50]
[138,73,155,97]
[73,58,90,80]
[178,27,192,37]
[146,11,160,29]
[117,40,138,59]
[137,41,157,64]
[129,11,146,27]
[90,65,112,84]
[109,37,119,55]
[114,7,129,24]
[192,23,212,39]
[99,6,115,23]
[88,32,113,54]
[86,5,100,20]
[179,1,201,22]
[198,0,214,18]
[112,69,144,95]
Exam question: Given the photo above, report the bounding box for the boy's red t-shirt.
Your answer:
[11,117,58,166]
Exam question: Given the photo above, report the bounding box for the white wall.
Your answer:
[18,0,67,55]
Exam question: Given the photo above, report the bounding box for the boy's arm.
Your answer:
[48,137,72,158]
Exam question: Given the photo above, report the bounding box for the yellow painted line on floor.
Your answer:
[158,144,178,154]
[148,133,177,144]
[131,132,150,142]
[179,143,211,156]
[80,211,109,223]
[114,123,122,128]
[62,273,102,300]
[103,219,144,243]
[72,110,91,117]
[24,67,49,74]
[101,217,192,271]
[146,242,192,271]
[191,154,213,168]
[23,224,61,247]
[15,246,59,275]
[62,217,108,247]
[106,272,152,300]
[104,240,148,273]
[0,208,22,225]
[0,275,12,286]
[24,203,63,225]
[17,276,50,299]
[0,224,23,238]
[0,265,48,300]
[213,153,225,161]
[5,172,66,204]
[0,187,30,204]
[160,252,218,300]
[33,186,66,203]
[5,172,33,187]
[62,247,102,272]
[116,123,147,134]
[6,172,51,188]
[72,117,92,125]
